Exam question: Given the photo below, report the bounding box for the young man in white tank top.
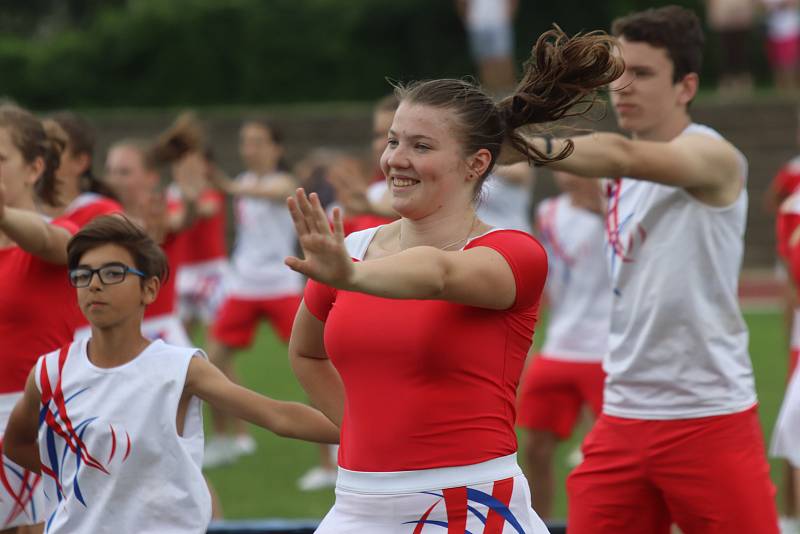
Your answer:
[503,5,779,532]
[1,215,338,534]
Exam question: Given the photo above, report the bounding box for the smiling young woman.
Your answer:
[284,26,622,534]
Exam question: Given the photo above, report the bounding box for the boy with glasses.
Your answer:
[2,214,338,534]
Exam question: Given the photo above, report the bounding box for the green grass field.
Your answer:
[201,309,788,520]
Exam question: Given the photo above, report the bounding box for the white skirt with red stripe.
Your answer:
[316,454,549,534]
[0,392,46,528]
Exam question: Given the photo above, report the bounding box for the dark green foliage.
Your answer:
[0,0,768,108]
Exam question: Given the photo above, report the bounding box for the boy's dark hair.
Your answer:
[67,215,169,283]
[611,5,704,83]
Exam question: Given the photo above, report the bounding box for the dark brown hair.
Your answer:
[612,5,704,83]
[241,118,289,171]
[67,214,169,283]
[0,104,67,206]
[150,111,206,166]
[50,111,118,200]
[108,139,159,172]
[394,27,623,193]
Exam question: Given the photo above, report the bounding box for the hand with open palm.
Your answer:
[285,188,355,290]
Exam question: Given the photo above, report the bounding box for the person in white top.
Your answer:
[204,120,302,468]
[502,6,779,532]
[476,162,535,233]
[2,215,338,534]
[516,172,609,519]
[763,0,800,91]
[454,0,519,95]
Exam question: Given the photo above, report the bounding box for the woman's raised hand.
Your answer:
[285,188,355,289]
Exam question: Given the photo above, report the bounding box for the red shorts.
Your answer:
[517,356,605,439]
[567,406,779,534]
[768,35,800,70]
[211,294,301,348]
[790,348,799,380]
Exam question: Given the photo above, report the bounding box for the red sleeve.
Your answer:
[52,216,79,235]
[467,230,548,310]
[303,278,338,321]
[777,212,800,260]
[66,198,124,228]
[790,241,800,295]
[774,166,800,200]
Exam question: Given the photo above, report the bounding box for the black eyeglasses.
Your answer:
[69,263,146,288]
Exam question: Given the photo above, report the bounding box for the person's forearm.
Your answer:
[219,385,340,444]
[269,402,340,443]
[231,179,296,201]
[3,438,40,473]
[543,133,630,178]
[502,132,631,179]
[0,208,70,264]
[289,355,345,427]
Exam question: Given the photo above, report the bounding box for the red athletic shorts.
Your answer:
[790,348,799,380]
[768,34,800,70]
[517,356,605,439]
[211,294,301,347]
[566,406,779,534]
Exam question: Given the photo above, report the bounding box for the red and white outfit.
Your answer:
[0,217,82,529]
[211,172,303,347]
[771,154,800,206]
[764,0,800,70]
[35,339,210,533]
[777,190,800,376]
[141,231,192,347]
[169,187,229,323]
[567,124,779,533]
[772,191,800,468]
[60,192,123,229]
[305,226,550,533]
[517,195,608,439]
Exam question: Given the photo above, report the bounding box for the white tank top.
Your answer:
[466,0,511,29]
[228,172,303,299]
[35,339,211,533]
[603,123,755,419]
[536,195,610,362]
[477,174,533,234]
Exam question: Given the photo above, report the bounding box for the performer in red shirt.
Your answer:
[286,27,620,532]
[0,104,83,532]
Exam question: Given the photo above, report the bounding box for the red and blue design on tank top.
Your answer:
[38,346,131,531]
[0,439,41,527]
[605,179,647,295]
[539,200,576,262]
[406,477,524,533]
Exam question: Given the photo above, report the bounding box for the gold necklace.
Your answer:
[398,214,479,251]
